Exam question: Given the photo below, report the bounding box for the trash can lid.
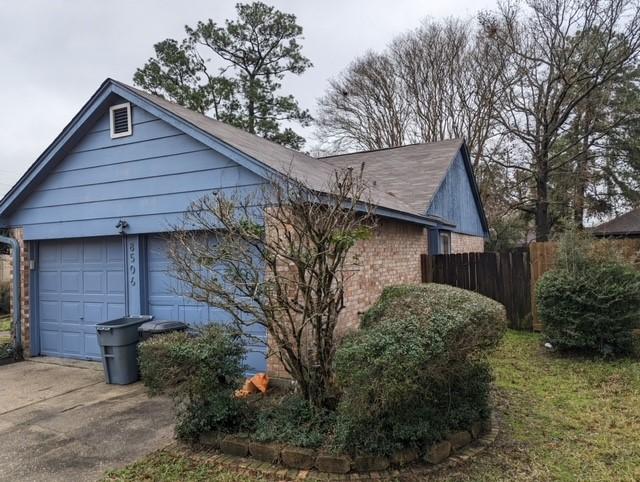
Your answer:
[96,315,153,330]
[138,320,187,334]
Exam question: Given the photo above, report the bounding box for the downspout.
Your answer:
[0,235,21,356]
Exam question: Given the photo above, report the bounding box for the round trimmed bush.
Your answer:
[138,324,248,439]
[537,259,640,356]
[333,284,506,455]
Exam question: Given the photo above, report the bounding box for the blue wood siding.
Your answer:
[9,102,263,240]
[427,152,485,237]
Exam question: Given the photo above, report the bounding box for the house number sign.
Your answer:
[128,240,137,287]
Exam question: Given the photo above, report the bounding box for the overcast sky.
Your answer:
[0,0,497,197]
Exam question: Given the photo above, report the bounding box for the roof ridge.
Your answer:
[319,138,464,159]
[113,80,355,175]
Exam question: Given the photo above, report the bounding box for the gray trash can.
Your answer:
[138,320,188,341]
[96,315,153,385]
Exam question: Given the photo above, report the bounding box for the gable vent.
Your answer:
[109,102,132,138]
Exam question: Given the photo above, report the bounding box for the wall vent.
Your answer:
[109,102,132,138]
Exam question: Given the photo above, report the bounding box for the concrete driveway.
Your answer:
[0,358,174,482]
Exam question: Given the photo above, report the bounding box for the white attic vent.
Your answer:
[109,102,132,138]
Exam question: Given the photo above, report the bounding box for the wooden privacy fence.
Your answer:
[422,239,640,331]
[421,249,532,329]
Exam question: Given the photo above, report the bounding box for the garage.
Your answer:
[37,237,125,360]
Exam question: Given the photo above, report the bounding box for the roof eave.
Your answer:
[372,206,441,227]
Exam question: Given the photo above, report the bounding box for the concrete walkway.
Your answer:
[0,358,174,482]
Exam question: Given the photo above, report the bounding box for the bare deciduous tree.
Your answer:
[316,52,409,152]
[167,168,375,409]
[316,18,504,168]
[481,0,640,240]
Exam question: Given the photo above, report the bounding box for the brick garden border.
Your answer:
[192,412,499,481]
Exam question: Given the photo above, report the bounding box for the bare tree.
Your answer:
[481,0,640,241]
[167,168,375,409]
[316,18,504,168]
[316,52,409,151]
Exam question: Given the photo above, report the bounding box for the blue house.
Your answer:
[0,79,487,373]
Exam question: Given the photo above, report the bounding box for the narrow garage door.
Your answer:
[38,237,126,360]
[146,236,267,373]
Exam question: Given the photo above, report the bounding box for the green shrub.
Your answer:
[253,395,336,449]
[538,260,640,357]
[138,325,248,440]
[0,283,9,315]
[333,284,506,455]
[362,283,507,361]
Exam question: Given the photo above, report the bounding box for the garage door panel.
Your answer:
[83,242,106,263]
[84,334,101,357]
[39,272,60,293]
[83,271,105,293]
[107,240,124,263]
[146,304,175,320]
[107,302,126,320]
[83,302,104,323]
[61,332,82,354]
[41,330,60,353]
[38,237,126,361]
[147,235,267,373]
[61,301,82,322]
[40,245,59,265]
[107,271,125,294]
[39,301,59,322]
[61,241,82,263]
[61,271,82,293]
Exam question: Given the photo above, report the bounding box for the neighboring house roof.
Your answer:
[0,79,443,228]
[591,207,640,237]
[322,140,488,234]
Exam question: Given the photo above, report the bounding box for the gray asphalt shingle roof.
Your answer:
[321,139,464,214]
[592,207,640,236]
[114,81,432,221]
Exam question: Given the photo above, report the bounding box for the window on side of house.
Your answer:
[109,102,132,138]
[440,231,451,255]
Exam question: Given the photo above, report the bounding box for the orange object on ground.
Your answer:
[251,373,269,393]
[234,373,270,398]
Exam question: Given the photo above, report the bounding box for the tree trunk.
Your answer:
[535,182,550,241]
[247,76,256,134]
[573,105,592,229]
[535,149,550,241]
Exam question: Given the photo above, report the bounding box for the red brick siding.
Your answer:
[451,232,485,253]
[8,228,30,356]
[267,218,428,378]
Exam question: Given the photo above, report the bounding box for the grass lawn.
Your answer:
[103,330,640,481]
[0,314,11,332]
[0,314,11,359]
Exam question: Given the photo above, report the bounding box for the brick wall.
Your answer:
[7,228,30,356]
[451,232,485,254]
[267,218,428,378]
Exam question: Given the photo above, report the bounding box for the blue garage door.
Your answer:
[146,235,267,373]
[38,237,126,360]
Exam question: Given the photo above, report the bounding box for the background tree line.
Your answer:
[317,0,640,243]
[136,0,640,245]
